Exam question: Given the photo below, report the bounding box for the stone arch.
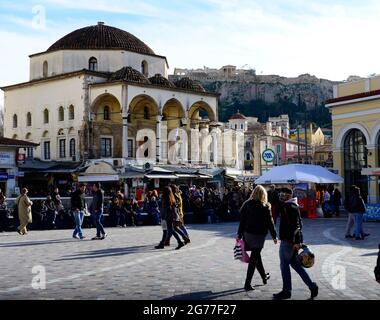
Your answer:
[335,123,370,149]
[25,133,32,140]
[370,121,380,146]
[68,127,76,135]
[188,101,216,128]
[162,98,185,131]
[57,128,65,136]
[91,93,122,122]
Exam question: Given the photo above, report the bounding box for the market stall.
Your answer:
[255,164,344,219]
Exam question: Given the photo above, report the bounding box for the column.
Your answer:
[366,145,379,204]
[156,115,162,164]
[122,113,129,159]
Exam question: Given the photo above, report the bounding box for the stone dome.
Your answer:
[148,74,176,88]
[174,77,205,92]
[47,22,155,56]
[109,67,150,84]
[230,112,247,120]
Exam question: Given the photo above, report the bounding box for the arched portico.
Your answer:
[90,93,122,159]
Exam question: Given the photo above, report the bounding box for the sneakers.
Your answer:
[154,243,165,249]
[79,236,86,240]
[92,236,102,240]
[262,273,270,285]
[345,234,354,239]
[73,234,80,239]
[184,237,191,245]
[175,242,184,250]
[101,233,107,240]
[273,291,291,300]
[310,284,319,299]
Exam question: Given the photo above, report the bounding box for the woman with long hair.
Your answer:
[170,185,190,243]
[156,186,186,250]
[237,185,278,291]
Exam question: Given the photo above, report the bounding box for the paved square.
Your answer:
[0,218,379,300]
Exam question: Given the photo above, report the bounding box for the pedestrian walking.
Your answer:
[155,186,187,250]
[332,188,342,217]
[149,190,161,225]
[45,195,57,229]
[170,185,190,243]
[15,188,33,235]
[273,187,318,300]
[71,183,86,240]
[237,185,277,291]
[91,182,107,240]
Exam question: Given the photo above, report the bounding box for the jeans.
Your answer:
[345,213,355,236]
[73,210,84,238]
[354,213,364,238]
[245,248,266,286]
[166,220,187,244]
[93,210,105,237]
[279,241,315,292]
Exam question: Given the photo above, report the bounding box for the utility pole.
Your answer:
[297,125,301,163]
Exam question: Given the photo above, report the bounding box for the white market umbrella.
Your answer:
[255,164,344,184]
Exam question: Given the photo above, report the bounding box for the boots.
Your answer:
[164,239,170,246]
[155,242,165,249]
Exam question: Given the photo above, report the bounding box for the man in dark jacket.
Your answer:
[71,184,86,240]
[91,182,107,240]
[273,188,318,300]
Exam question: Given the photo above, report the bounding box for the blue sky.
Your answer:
[1,0,380,105]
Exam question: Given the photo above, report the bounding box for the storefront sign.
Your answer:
[0,173,9,181]
[0,152,14,166]
[262,149,276,163]
[17,153,26,164]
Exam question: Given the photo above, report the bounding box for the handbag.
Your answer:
[234,239,249,263]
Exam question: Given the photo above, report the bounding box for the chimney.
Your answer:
[97,21,105,26]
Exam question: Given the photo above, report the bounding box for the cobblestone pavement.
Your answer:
[0,218,379,300]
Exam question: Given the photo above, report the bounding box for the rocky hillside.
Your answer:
[170,73,339,127]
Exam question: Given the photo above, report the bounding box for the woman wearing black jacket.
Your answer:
[237,185,278,291]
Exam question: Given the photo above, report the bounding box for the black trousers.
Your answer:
[245,248,266,286]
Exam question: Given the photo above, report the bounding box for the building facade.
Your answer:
[2,23,220,168]
[326,75,380,203]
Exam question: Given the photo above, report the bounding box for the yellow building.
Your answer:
[289,124,325,147]
[326,75,380,203]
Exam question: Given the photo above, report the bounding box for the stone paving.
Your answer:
[0,218,379,300]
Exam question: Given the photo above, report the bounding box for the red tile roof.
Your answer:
[326,89,380,105]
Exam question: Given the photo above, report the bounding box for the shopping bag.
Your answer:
[234,239,249,263]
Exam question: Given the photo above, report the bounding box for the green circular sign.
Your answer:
[262,148,276,162]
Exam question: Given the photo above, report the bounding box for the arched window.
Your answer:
[43,109,49,124]
[43,61,48,77]
[143,106,149,120]
[12,134,18,139]
[69,138,76,158]
[343,129,368,200]
[13,114,17,128]
[26,112,32,126]
[25,133,32,140]
[103,106,110,120]
[141,60,148,77]
[58,106,64,121]
[69,105,75,120]
[89,57,98,71]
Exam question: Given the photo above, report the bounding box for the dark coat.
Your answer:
[344,193,366,214]
[237,199,277,239]
[279,200,303,244]
[71,190,86,211]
